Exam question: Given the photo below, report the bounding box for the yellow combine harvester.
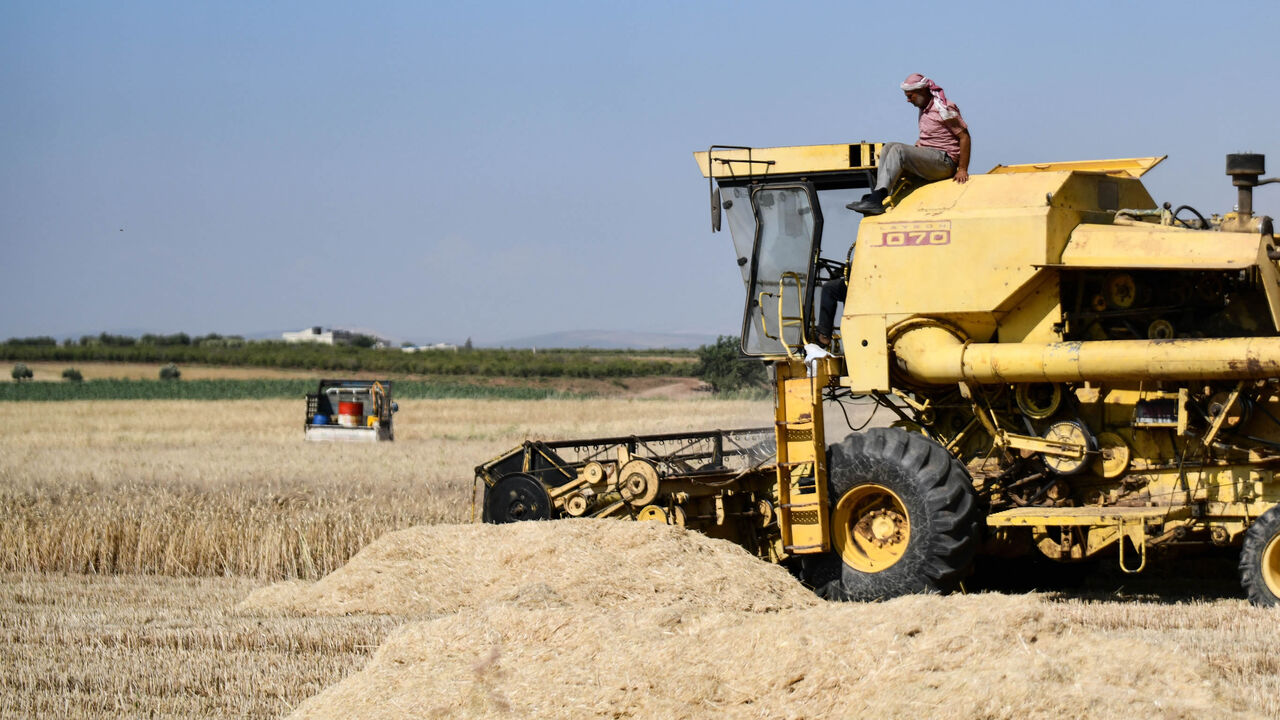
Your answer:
[477,143,1280,604]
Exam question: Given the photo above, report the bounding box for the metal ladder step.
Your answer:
[774,362,829,555]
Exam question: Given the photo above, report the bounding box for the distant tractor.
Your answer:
[478,143,1280,605]
[305,379,397,442]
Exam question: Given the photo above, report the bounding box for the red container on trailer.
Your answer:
[337,401,364,427]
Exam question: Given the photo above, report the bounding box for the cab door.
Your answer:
[741,183,824,357]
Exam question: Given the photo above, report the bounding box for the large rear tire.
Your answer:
[820,427,980,601]
[1239,505,1280,606]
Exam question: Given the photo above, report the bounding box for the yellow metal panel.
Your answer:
[1062,224,1262,269]
[849,212,1047,316]
[895,167,1068,213]
[987,156,1166,179]
[818,169,1159,344]
[987,506,1177,527]
[693,143,881,179]
[1049,173,1157,217]
[993,272,1062,343]
[840,314,889,393]
[845,173,1078,325]
[1256,240,1280,329]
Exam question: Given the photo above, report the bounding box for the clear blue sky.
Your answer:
[3,1,1278,344]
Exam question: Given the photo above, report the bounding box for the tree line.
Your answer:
[2,335,696,379]
[0,378,579,401]
[6,332,249,348]
[5,333,771,392]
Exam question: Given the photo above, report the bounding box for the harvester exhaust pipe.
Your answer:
[1227,153,1280,224]
[1228,153,1266,217]
[892,322,1280,385]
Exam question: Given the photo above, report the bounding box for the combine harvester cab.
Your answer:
[481,144,1280,605]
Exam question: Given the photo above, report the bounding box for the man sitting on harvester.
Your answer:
[817,73,973,347]
[846,73,971,216]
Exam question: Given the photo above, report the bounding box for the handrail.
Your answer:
[757,290,780,345]
[776,272,809,360]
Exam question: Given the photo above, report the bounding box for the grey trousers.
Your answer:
[875,142,956,192]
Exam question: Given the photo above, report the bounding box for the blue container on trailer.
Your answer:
[312,414,330,426]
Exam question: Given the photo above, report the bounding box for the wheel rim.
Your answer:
[1263,534,1280,599]
[485,474,552,523]
[832,483,911,573]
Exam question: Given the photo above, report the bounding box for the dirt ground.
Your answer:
[18,361,324,381]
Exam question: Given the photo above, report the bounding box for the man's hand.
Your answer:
[948,121,971,185]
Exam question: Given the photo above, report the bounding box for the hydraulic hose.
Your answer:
[1171,205,1208,229]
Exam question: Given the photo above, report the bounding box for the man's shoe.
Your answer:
[846,199,886,216]
[845,192,873,211]
[847,189,888,215]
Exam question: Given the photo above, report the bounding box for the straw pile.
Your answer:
[241,520,818,616]
[247,521,1253,720]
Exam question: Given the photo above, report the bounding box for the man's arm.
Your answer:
[948,120,970,183]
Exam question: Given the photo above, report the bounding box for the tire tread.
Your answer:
[824,427,980,601]
[1239,505,1280,607]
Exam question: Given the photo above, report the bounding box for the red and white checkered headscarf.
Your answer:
[901,73,956,120]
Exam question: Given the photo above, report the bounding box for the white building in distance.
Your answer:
[282,326,357,345]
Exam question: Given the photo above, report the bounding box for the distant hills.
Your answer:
[494,330,720,350]
[247,327,721,349]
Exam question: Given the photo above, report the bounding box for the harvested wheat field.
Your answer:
[0,572,402,718]
[248,520,1279,720]
[4,397,1279,719]
[0,397,772,578]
